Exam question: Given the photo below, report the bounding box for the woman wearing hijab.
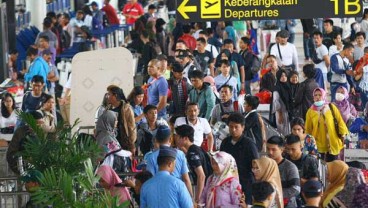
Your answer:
[272,69,291,136]
[199,151,243,208]
[321,160,348,207]
[95,110,120,152]
[96,165,131,206]
[252,157,284,208]
[288,71,301,120]
[333,86,357,124]
[305,88,348,162]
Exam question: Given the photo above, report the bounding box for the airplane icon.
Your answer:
[205,1,218,9]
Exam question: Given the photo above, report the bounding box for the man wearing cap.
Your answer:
[141,146,193,208]
[35,17,58,50]
[167,61,193,117]
[176,49,198,82]
[24,47,49,86]
[90,2,103,26]
[145,125,193,198]
[270,29,299,71]
[302,180,323,208]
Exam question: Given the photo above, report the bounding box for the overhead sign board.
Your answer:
[177,0,363,22]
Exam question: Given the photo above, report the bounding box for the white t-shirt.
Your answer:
[174,117,211,147]
[270,43,298,69]
[315,44,329,73]
[205,44,219,61]
[328,45,343,57]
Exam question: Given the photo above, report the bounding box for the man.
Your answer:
[37,35,56,65]
[21,75,48,114]
[7,49,18,80]
[193,37,214,76]
[175,102,213,150]
[206,28,222,52]
[270,30,299,71]
[330,43,355,101]
[122,0,144,25]
[188,70,215,120]
[124,171,152,206]
[353,32,367,61]
[285,134,319,207]
[251,181,276,208]
[216,39,246,91]
[167,61,193,117]
[35,17,58,50]
[69,10,86,43]
[312,31,330,90]
[24,47,49,87]
[145,125,193,197]
[42,48,59,96]
[267,136,300,208]
[220,112,259,204]
[136,105,168,155]
[302,180,323,208]
[239,36,261,94]
[301,19,317,61]
[106,85,136,153]
[285,135,319,183]
[175,124,212,206]
[323,19,342,50]
[176,49,198,82]
[143,4,156,21]
[101,0,120,25]
[91,1,103,25]
[243,95,264,152]
[147,59,168,120]
[260,55,278,92]
[198,30,219,69]
[59,13,73,49]
[211,85,243,126]
[141,147,193,208]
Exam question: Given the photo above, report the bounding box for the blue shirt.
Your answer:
[130,103,145,126]
[146,147,189,179]
[140,171,193,208]
[147,76,168,118]
[25,57,49,85]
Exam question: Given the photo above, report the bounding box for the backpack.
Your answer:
[60,30,71,51]
[148,41,162,58]
[102,149,132,180]
[308,41,323,64]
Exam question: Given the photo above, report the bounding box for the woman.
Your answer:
[290,117,318,156]
[305,88,348,162]
[40,94,56,133]
[289,71,301,120]
[95,110,120,154]
[96,165,131,206]
[296,64,319,120]
[218,49,240,90]
[252,157,284,208]
[333,86,357,124]
[272,69,291,136]
[0,93,17,141]
[200,151,243,208]
[127,86,145,126]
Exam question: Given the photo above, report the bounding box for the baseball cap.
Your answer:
[158,146,177,159]
[302,180,323,195]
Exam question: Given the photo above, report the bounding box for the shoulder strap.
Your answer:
[277,43,283,61]
[329,103,337,120]
[185,117,189,125]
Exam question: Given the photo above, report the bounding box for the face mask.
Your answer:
[314,100,325,107]
[335,93,345,101]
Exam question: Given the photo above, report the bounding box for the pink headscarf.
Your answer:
[333,86,356,123]
[311,88,328,111]
[204,76,218,94]
[96,165,131,204]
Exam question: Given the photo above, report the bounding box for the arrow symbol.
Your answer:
[178,0,197,19]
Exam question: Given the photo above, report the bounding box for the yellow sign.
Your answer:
[178,0,198,19]
[201,0,222,19]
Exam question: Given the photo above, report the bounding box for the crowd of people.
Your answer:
[4,0,368,207]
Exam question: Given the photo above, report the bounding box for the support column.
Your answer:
[26,0,47,31]
[5,0,15,51]
[0,2,9,81]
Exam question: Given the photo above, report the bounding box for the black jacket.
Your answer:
[244,111,263,152]
[220,134,259,192]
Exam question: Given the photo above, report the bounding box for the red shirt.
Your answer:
[123,3,144,25]
[179,34,196,52]
[101,4,120,25]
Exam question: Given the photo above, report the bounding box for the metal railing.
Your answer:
[0,177,29,208]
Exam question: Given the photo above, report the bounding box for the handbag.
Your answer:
[329,103,343,139]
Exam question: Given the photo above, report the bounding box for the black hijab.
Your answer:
[275,69,291,111]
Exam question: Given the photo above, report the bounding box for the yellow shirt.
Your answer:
[305,104,348,155]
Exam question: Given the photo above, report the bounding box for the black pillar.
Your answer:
[5,0,15,51]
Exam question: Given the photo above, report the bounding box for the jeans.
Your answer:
[330,82,348,102]
[303,36,313,59]
[288,32,295,44]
